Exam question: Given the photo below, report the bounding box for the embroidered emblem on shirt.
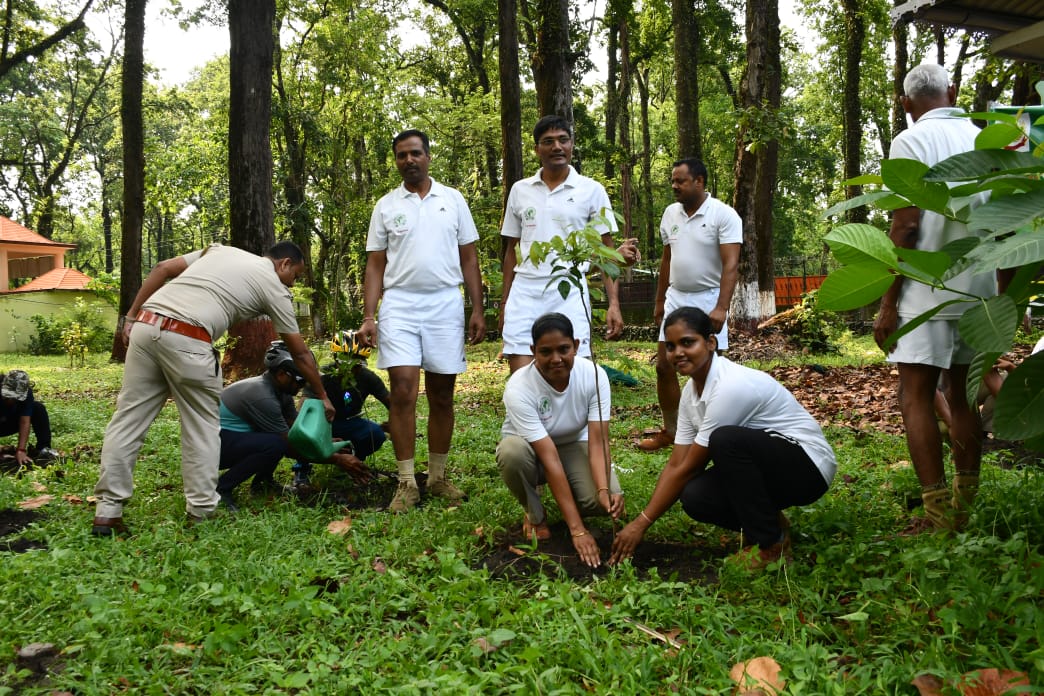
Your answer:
[393,213,407,227]
[538,396,552,422]
[523,207,537,221]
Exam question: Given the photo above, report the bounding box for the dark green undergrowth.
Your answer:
[1,346,1042,694]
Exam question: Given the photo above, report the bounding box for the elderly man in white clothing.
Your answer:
[873,63,999,532]
[359,129,485,513]
[638,157,742,452]
[610,307,836,570]
[499,114,638,374]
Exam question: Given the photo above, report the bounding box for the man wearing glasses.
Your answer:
[500,115,638,374]
[215,341,367,511]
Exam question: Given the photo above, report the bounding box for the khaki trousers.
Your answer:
[496,435,620,524]
[95,321,222,519]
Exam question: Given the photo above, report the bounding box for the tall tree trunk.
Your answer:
[604,7,619,180]
[842,0,866,224]
[226,0,277,380]
[673,0,700,158]
[112,0,146,362]
[637,67,655,255]
[753,0,780,313]
[731,0,779,329]
[618,13,633,239]
[499,0,524,261]
[532,0,574,123]
[889,4,909,155]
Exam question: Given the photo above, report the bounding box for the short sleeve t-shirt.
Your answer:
[219,374,297,434]
[676,356,837,485]
[303,364,389,420]
[501,166,618,280]
[501,357,611,445]
[366,179,479,292]
[888,108,995,318]
[143,245,299,338]
[660,196,743,293]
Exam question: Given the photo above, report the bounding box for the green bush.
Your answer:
[28,299,112,357]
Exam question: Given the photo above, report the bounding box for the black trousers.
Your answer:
[217,430,288,494]
[0,401,52,449]
[679,425,829,548]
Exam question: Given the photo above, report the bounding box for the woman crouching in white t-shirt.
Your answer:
[609,306,837,570]
[497,312,625,568]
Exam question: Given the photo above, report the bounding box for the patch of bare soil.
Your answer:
[289,471,425,510]
[0,508,47,553]
[475,520,724,584]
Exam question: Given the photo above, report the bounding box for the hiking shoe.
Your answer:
[389,481,420,513]
[35,447,60,464]
[218,491,240,513]
[91,516,128,537]
[427,478,465,503]
[250,477,285,497]
[951,472,979,530]
[728,531,792,571]
[636,429,673,452]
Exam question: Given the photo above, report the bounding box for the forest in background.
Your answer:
[1,0,1040,339]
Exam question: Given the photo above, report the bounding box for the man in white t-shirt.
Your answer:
[358,129,485,513]
[92,242,334,536]
[499,115,638,373]
[874,63,997,532]
[638,157,742,452]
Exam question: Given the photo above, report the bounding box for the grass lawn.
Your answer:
[1,336,1042,694]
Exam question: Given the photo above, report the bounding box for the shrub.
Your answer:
[28,298,112,358]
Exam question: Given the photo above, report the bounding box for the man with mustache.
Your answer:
[637,157,742,453]
[358,129,485,513]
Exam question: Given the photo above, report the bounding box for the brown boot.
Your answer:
[951,471,979,530]
[921,483,956,532]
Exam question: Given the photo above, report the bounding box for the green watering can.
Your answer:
[288,398,353,461]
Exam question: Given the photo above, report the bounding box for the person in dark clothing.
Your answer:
[217,341,368,511]
[293,330,390,488]
[0,370,59,466]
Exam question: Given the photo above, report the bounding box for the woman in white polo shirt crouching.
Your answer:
[609,306,836,569]
[497,312,625,568]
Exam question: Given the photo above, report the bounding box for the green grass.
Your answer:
[1,346,1042,694]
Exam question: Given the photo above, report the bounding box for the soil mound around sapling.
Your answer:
[475,520,723,584]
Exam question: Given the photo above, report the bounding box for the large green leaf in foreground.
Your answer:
[994,351,1044,440]
[957,295,1020,354]
[817,263,895,310]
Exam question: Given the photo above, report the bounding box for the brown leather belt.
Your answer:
[136,310,212,344]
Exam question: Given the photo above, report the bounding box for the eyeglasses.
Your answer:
[538,136,572,147]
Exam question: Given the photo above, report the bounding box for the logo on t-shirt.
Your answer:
[393,213,408,228]
[523,207,537,222]
[538,396,552,423]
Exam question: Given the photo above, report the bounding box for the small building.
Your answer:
[0,216,117,353]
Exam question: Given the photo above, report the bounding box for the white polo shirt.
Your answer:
[660,196,743,293]
[676,355,837,484]
[889,107,994,319]
[501,357,611,445]
[501,166,617,280]
[367,179,479,292]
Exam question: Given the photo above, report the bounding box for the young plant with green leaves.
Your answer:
[817,93,1044,449]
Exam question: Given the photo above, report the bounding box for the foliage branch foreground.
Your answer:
[817,90,1044,450]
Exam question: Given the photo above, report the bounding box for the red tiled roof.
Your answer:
[0,216,76,248]
[12,267,93,292]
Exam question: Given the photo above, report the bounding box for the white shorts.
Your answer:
[502,274,592,357]
[887,317,974,368]
[659,286,729,349]
[376,287,467,374]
